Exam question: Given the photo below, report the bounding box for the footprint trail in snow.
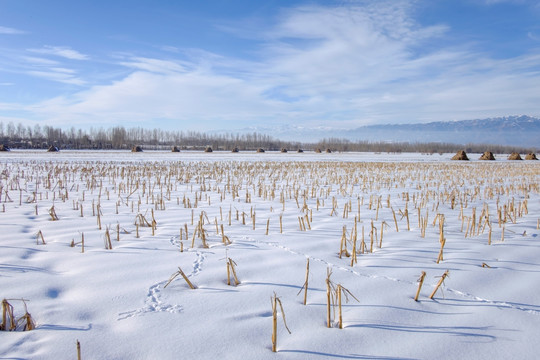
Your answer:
[118,236,206,320]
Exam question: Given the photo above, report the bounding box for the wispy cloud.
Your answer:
[158,45,181,53]
[528,32,540,41]
[22,56,60,66]
[16,54,86,85]
[28,45,89,60]
[29,69,279,128]
[13,0,540,129]
[0,25,25,34]
[119,57,187,74]
[50,67,77,74]
[0,49,86,87]
[27,70,85,85]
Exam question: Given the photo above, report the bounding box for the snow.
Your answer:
[1,150,539,359]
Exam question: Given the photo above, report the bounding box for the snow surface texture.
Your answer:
[1,150,539,360]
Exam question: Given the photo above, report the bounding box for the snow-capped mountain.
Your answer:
[215,115,539,147]
[345,115,539,147]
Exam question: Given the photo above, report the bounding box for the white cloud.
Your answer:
[22,56,60,66]
[28,46,89,60]
[50,67,77,74]
[11,0,540,130]
[119,57,187,74]
[158,45,180,53]
[27,70,85,86]
[528,32,540,41]
[0,25,25,34]
[18,54,85,85]
[30,70,281,128]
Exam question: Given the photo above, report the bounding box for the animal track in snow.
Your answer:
[248,236,540,316]
[169,236,182,250]
[169,236,207,277]
[118,237,208,320]
[252,237,408,284]
[444,288,540,315]
[118,280,183,320]
[191,251,206,276]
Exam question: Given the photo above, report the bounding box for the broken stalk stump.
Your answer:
[414,271,426,301]
[164,266,197,289]
[271,293,291,352]
[296,258,310,305]
[429,270,449,299]
[226,258,240,286]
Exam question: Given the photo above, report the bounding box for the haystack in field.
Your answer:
[325,148,332,153]
[508,153,522,160]
[171,146,180,152]
[280,148,288,153]
[204,146,213,153]
[231,147,239,153]
[451,150,469,160]
[297,149,304,153]
[47,145,59,152]
[315,148,322,153]
[0,144,10,151]
[256,148,265,153]
[479,151,496,160]
[131,145,143,152]
[525,153,538,160]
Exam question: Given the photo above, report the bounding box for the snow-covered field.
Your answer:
[1,150,539,360]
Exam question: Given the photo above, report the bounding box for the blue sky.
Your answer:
[1,0,539,133]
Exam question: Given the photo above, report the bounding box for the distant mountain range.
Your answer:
[224,115,540,147]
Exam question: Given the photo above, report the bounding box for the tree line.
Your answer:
[0,121,535,154]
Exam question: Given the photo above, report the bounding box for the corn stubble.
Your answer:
[164,267,197,289]
[1,299,35,332]
[271,293,291,352]
[226,257,240,286]
[1,156,538,353]
[429,270,450,299]
[325,269,359,329]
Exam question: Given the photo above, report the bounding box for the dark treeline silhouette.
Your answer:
[0,121,535,154]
